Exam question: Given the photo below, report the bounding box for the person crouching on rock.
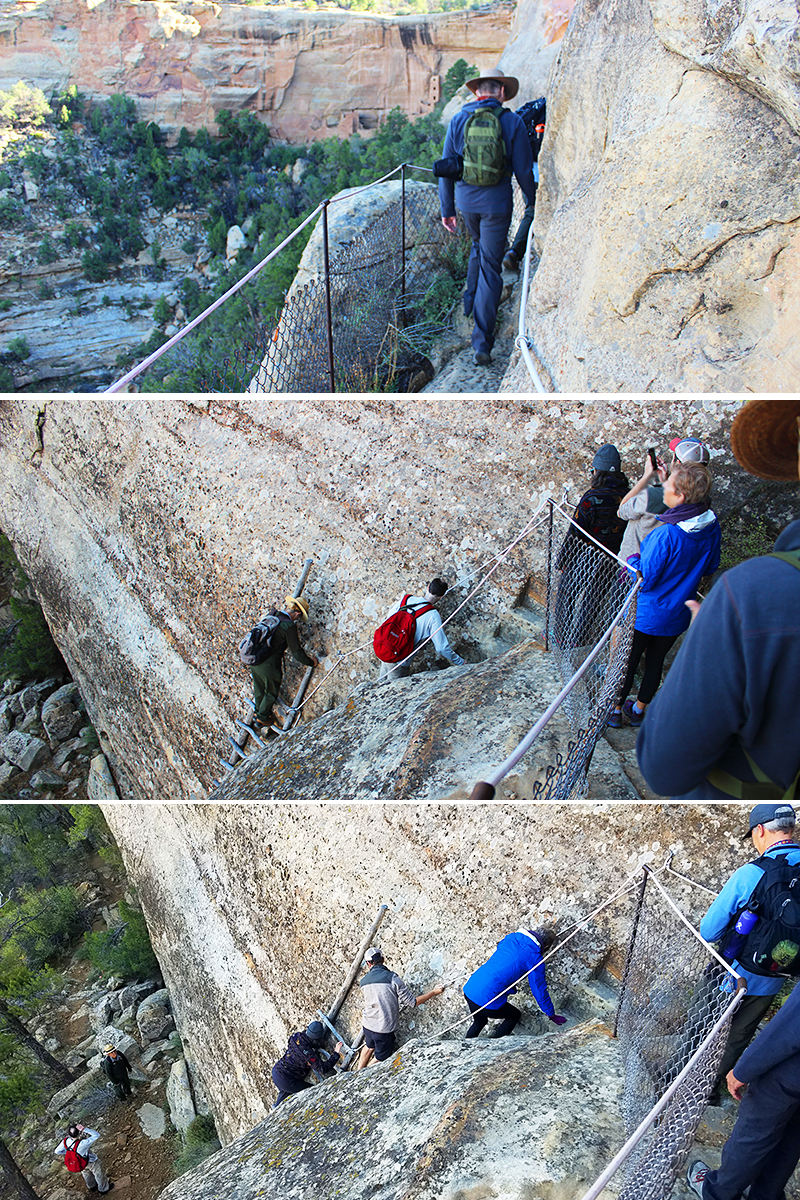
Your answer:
[462,926,566,1037]
[55,1122,114,1193]
[271,1021,343,1107]
[102,1042,133,1100]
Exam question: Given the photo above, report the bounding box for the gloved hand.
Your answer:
[549,1015,567,1026]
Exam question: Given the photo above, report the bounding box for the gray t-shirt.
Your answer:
[618,483,666,561]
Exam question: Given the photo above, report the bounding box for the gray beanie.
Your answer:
[592,444,622,472]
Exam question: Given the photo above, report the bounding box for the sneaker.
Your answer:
[503,251,519,272]
[687,1160,709,1199]
[623,698,645,727]
[605,709,623,729]
[474,351,492,366]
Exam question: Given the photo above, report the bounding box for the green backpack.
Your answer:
[461,107,508,187]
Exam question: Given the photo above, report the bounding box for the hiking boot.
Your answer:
[605,709,623,729]
[474,352,492,366]
[686,1160,709,1199]
[503,250,519,272]
[623,698,645,727]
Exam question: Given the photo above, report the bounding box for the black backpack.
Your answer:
[515,96,546,161]
[725,851,800,977]
[238,615,282,666]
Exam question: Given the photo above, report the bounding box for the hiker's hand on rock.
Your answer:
[441,216,458,234]
[433,985,445,995]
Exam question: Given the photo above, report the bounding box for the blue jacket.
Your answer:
[463,930,555,1017]
[637,519,800,799]
[627,510,721,636]
[438,99,538,218]
[699,843,800,996]
[735,975,800,1082]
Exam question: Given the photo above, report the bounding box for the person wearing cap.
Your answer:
[250,595,318,728]
[637,399,800,798]
[357,948,445,1069]
[554,444,631,646]
[102,1043,133,1101]
[606,459,721,729]
[687,979,800,1200]
[437,67,538,367]
[697,803,800,1103]
[377,578,464,682]
[54,1122,113,1192]
[462,927,566,1037]
[271,1021,343,1107]
[617,438,712,562]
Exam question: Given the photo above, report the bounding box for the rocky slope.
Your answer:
[0,0,512,143]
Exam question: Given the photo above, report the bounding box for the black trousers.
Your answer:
[703,1055,800,1200]
[464,995,521,1038]
[619,629,679,706]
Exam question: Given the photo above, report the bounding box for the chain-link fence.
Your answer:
[579,867,743,1200]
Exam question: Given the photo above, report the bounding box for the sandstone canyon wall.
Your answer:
[502,0,800,392]
[0,390,768,807]
[101,802,754,1143]
[0,0,512,141]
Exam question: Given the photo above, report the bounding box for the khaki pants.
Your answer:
[82,1156,110,1192]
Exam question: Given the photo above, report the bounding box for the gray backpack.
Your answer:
[238,615,281,666]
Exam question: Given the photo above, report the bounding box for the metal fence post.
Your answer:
[401,163,407,308]
[321,200,335,391]
[544,499,554,651]
[613,865,649,1038]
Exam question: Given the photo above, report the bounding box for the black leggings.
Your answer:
[464,996,521,1038]
[619,629,679,706]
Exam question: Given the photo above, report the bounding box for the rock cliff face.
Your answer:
[0,0,511,142]
[2,389,778,805]
[100,802,755,1144]
[503,0,800,392]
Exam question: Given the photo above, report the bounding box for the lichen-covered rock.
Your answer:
[156,1029,624,1200]
[166,1058,197,1134]
[41,681,83,741]
[46,1066,105,1116]
[1,730,48,772]
[137,990,175,1043]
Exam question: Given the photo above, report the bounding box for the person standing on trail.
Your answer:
[605,460,720,730]
[617,437,712,562]
[462,927,566,1037]
[374,578,464,682]
[55,1122,113,1193]
[687,979,800,1200]
[357,948,445,1068]
[102,1043,133,1101]
[636,398,800,800]
[271,1021,343,1108]
[250,596,318,729]
[437,66,537,367]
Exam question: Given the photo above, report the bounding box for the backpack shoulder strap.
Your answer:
[767,550,800,571]
[707,750,800,800]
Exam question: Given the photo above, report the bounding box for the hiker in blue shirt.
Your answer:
[463,927,566,1036]
[438,66,537,367]
[699,803,800,1103]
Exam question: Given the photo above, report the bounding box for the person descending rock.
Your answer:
[437,67,537,367]
[358,948,445,1069]
[502,95,546,273]
[249,596,318,729]
[271,1021,343,1108]
[102,1042,133,1101]
[55,1122,113,1193]
[374,578,464,682]
[462,927,566,1037]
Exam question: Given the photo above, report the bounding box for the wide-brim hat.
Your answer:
[730,399,800,482]
[284,595,309,621]
[465,67,519,101]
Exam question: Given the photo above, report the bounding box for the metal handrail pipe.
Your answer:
[515,216,546,393]
[327,904,390,1025]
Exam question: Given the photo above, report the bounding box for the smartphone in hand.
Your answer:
[647,447,658,473]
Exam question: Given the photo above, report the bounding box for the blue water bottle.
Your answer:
[721,909,758,961]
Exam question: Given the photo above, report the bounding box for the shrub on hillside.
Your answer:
[0,82,51,129]
[83,900,159,980]
[175,1115,221,1174]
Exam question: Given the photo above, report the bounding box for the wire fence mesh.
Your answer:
[606,869,743,1200]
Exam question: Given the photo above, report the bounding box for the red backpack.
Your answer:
[63,1138,89,1172]
[373,595,434,664]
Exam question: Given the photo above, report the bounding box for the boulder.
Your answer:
[87,752,120,804]
[52,737,86,769]
[18,685,40,716]
[23,179,38,202]
[141,1039,173,1068]
[46,1066,106,1116]
[4,692,23,715]
[95,1025,141,1060]
[136,989,174,1042]
[41,682,83,741]
[1,730,48,772]
[0,698,13,735]
[118,984,139,1010]
[226,225,247,262]
[0,760,19,785]
[29,768,67,791]
[138,1101,167,1140]
[92,995,117,1028]
[166,1057,196,1133]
